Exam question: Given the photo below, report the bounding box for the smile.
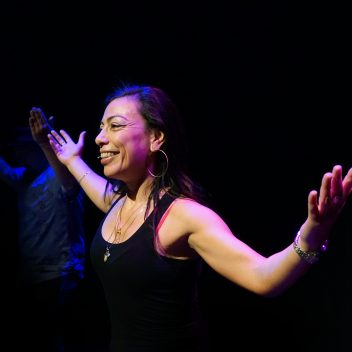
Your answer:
[100,152,119,159]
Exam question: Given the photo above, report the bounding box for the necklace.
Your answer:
[104,197,146,262]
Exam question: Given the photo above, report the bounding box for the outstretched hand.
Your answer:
[302,165,352,248]
[29,107,54,146]
[48,129,86,166]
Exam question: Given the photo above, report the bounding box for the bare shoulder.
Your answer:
[167,197,224,229]
[157,197,234,258]
[157,197,221,258]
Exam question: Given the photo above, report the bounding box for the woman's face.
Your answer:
[95,96,152,182]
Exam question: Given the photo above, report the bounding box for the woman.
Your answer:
[47,84,352,352]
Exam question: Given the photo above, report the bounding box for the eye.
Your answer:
[110,123,126,130]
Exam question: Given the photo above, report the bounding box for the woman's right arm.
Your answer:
[48,129,113,212]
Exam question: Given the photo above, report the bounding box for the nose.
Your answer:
[95,129,108,146]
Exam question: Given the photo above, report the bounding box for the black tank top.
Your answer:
[90,194,208,352]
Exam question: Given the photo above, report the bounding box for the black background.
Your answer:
[1,1,351,351]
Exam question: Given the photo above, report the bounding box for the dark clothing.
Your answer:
[0,160,85,284]
[18,273,84,352]
[91,194,208,352]
[0,157,86,352]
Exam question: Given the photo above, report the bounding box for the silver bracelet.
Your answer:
[78,171,91,184]
[293,231,328,264]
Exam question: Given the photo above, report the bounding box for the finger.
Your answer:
[30,107,45,128]
[33,107,49,127]
[38,108,48,125]
[32,107,41,120]
[58,130,74,144]
[342,168,352,198]
[48,131,60,146]
[48,134,61,153]
[30,107,37,119]
[77,131,86,147]
[308,190,319,220]
[29,107,38,125]
[48,115,55,123]
[330,165,343,206]
[29,109,40,132]
[318,172,332,209]
[47,116,55,130]
[29,115,35,128]
[50,130,67,145]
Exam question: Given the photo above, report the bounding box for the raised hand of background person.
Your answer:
[29,107,54,147]
[31,110,82,190]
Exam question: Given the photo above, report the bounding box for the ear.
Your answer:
[149,129,165,152]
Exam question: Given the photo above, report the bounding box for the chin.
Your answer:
[104,169,121,180]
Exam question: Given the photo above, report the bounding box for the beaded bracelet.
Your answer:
[293,231,328,264]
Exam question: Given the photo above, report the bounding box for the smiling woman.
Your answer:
[95,96,153,180]
[45,83,352,352]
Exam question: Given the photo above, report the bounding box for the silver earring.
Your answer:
[147,149,169,178]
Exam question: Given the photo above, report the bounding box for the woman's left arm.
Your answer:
[188,165,352,297]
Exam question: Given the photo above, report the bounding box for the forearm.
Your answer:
[202,236,312,297]
[65,156,111,212]
[39,144,78,190]
[258,243,313,297]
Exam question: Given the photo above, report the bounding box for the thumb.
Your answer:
[47,115,56,131]
[77,131,87,147]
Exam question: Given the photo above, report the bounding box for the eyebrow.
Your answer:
[101,114,129,124]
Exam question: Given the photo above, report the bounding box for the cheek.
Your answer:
[128,135,150,161]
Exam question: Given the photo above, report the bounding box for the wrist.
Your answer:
[66,155,84,169]
[293,231,328,264]
[78,170,91,184]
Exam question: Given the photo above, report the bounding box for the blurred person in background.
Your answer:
[0,108,86,352]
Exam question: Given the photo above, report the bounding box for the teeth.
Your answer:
[100,152,117,159]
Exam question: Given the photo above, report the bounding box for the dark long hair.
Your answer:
[104,83,206,223]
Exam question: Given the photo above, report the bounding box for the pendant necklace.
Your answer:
[104,197,146,262]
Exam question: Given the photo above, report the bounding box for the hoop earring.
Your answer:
[147,149,169,178]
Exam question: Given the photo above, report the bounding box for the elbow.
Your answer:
[253,282,287,298]
[260,289,282,299]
